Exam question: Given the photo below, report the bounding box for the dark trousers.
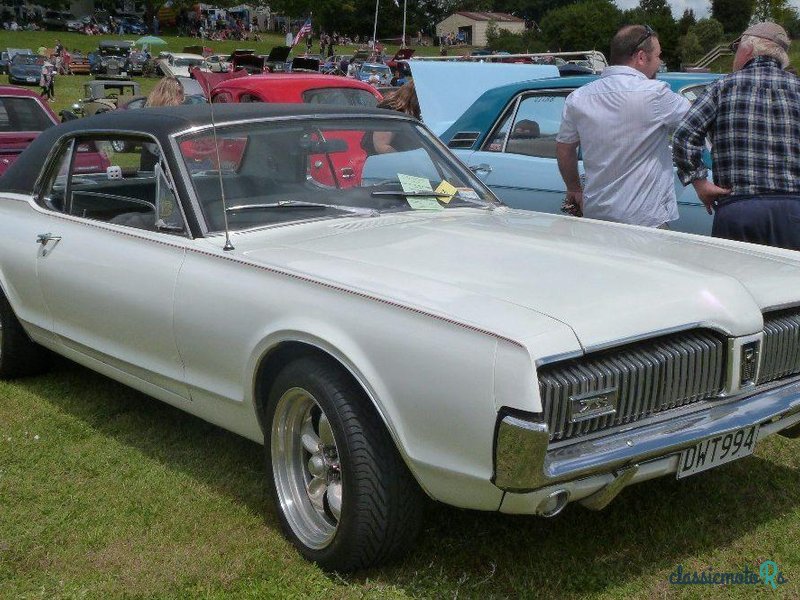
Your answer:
[713,195,800,251]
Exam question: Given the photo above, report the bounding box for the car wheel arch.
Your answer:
[251,339,421,484]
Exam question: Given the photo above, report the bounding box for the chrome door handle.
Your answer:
[36,233,61,245]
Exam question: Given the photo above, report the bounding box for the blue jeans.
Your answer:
[713,194,800,251]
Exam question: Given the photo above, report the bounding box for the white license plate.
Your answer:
[27,77,37,82]
[676,425,759,479]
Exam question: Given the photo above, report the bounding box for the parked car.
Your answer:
[356,62,392,86]
[1,49,33,75]
[90,40,134,78]
[0,84,107,175]
[5,104,800,571]
[204,54,231,73]
[158,53,207,78]
[42,10,78,30]
[7,54,46,86]
[210,73,382,106]
[413,62,723,235]
[75,79,141,116]
[118,15,147,35]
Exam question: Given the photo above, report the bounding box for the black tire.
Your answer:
[265,356,424,571]
[0,292,50,378]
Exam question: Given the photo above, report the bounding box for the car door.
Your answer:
[34,134,192,398]
[459,90,580,216]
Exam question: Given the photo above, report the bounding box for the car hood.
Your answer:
[410,62,560,135]
[229,209,800,355]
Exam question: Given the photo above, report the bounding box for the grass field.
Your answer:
[3,28,800,600]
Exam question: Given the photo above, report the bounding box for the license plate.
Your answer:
[676,425,759,479]
[27,77,37,82]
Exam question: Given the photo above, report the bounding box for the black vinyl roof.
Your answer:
[0,103,401,194]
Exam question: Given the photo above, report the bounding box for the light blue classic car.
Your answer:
[412,63,722,235]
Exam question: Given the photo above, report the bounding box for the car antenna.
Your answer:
[208,94,234,251]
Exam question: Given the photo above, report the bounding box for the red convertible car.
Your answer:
[0,85,108,176]
[209,73,382,106]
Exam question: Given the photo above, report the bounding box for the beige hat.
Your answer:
[737,21,790,51]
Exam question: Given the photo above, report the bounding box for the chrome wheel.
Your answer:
[271,387,342,550]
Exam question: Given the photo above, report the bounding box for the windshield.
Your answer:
[0,97,54,131]
[13,55,43,66]
[177,117,498,233]
[174,57,204,67]
[361,65,389,75]
[302,88,378,107]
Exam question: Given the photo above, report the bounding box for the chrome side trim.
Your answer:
[494,375,800,491]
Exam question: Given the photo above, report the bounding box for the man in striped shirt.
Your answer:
[673,22,800,251]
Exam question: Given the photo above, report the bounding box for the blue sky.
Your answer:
[614,0,800,19]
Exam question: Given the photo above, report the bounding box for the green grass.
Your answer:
[2,357,800,599]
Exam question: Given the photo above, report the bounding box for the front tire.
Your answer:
[0,292,50,378]
[265,357,424,571]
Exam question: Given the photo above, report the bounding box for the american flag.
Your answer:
[292,18,312,47]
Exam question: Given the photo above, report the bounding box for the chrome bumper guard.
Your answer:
[494,377,800,492]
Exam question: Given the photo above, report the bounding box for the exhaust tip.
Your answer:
[537,489,570,517]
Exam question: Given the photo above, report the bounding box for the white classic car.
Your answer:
[1,104,800,571]
[158,52,209,78]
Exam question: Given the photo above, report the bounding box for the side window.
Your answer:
[503,93,569,159]
[42,135,187,235]
[39,141,73,212]
[482,103,515,153]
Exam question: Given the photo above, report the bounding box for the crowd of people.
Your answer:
[555,21,800,252]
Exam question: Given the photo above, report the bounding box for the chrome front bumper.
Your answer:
[494,377,800,509]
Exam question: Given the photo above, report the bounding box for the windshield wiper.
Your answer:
[225,200,379,217]
[370,190,495,209]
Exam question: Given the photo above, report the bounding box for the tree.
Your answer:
[539,0,622,55]
[621,0,680,70]
[711,0,755,33]
[691,18,725,52]
[678,31,703,64]
[752,0,800,37]
[678,8,697,35]
[486,25,548,52]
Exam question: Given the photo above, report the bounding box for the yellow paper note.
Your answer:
[435,180,458,203]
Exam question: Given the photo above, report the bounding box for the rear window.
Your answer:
[302,88,378,107]
[0,97,53,132]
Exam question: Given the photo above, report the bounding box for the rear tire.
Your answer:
[0,292,50,378]
[265,356,424,571]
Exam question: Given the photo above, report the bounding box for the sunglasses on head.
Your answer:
[631,25,654,54]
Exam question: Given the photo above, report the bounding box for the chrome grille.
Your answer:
[538,330,726,442]
[758,309,800,384]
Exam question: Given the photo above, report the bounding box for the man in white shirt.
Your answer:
[556,25,690,228]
